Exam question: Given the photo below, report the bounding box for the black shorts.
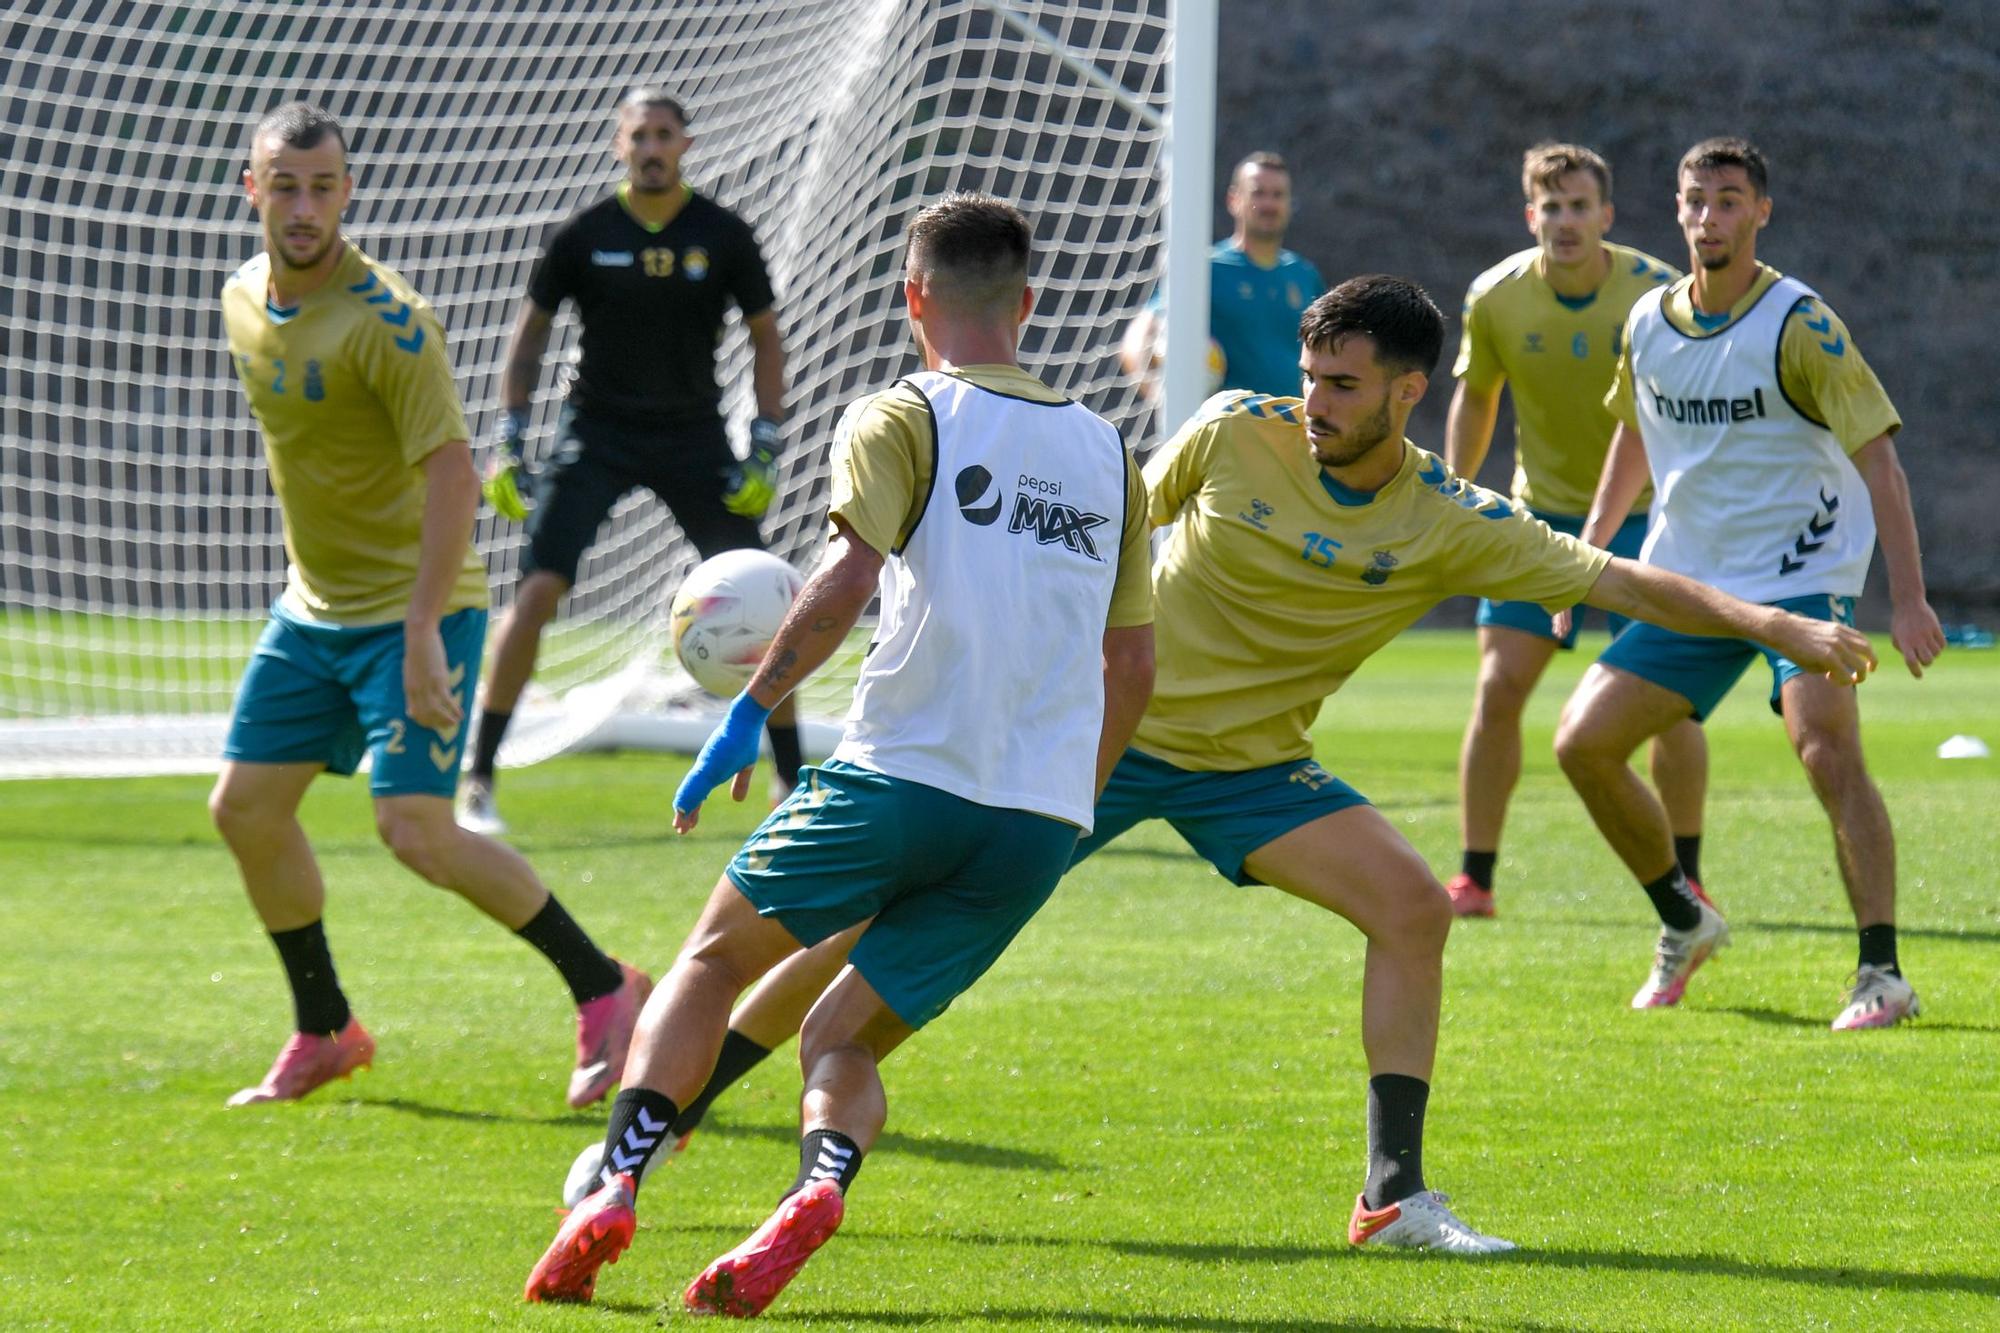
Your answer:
[522,405,766,584]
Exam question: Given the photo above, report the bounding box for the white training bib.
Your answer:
[831,370,1127,829]
[1628,276,1875,603]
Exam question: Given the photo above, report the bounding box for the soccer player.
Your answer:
[609,276,1876,1256]
[1445,143,1705,919]
[1554,137,1943,1026]
[459,87,799,834]
[214,104,648,1109]
[1120,152,1326,399]
[523,192,1156,1313]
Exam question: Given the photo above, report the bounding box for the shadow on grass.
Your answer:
[1557,916,2000,946]
[1708,1004,2000,1034]
[699,1118,1065,1172]
[795,1228,2000,1301]
[354,1095,601,1126]
[770,1313,1498,1332]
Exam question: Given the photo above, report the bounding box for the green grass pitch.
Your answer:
[3,630,1997,1330]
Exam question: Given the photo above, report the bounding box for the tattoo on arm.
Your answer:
[810,616,838,632]
[765,649,799,685]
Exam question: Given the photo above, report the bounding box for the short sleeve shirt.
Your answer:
[528,187,776,425]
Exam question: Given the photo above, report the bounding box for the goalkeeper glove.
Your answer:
[482,407,533,522]
[722,416,783,518]
[673,690,773,822]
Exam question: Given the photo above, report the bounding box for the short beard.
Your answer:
[274,231,339,272]
[1308,392,1395,467]
[628,163,674,194]
[1697,249,1733,271]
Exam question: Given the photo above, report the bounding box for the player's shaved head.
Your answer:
[619,86,689,131]
[1230,151,1289,190]
[1298,275,1444,378]
[250,102,348,170]
[1679,136,1768,196]
[1522,142,1610,203]
[904,192,1032,316]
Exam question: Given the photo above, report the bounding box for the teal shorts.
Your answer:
[726,760,1080,1029]
[1071,748,1370,887]
[222,603,486,798]
[1476,509,1648,647]
[1597,593,1857,722]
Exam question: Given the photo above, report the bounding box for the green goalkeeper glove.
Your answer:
[722,417,783,518]
[482,407,533,522]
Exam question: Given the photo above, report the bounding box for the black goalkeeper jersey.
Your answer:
[527,188,776,426]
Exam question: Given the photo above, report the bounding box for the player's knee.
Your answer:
[508,574,566,628]
[374,807,453,884]
[1398,876,1454,952]
[1553,710,1606,780]
[1472,666,1534,725]
[1794,729,1866,800]
[209,783,271,848]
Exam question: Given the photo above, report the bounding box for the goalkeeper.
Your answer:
[463,87,800,834]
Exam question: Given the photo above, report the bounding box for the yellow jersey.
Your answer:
[222,243,484,625]
[1137,392,1611,770]
[1455,242,1679,515]
[1605,264,1900,452]
[827,363,1153,628]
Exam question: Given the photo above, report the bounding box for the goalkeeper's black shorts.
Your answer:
[521,404,765,585]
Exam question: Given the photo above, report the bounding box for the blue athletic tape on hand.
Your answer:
[674,691,773,816]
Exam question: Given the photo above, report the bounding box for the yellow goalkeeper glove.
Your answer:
[482,408,533,522]
[722,417,782,518]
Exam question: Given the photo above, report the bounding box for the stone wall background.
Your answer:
[1213,0,1997,621]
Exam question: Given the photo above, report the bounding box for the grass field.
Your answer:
[4,629,1998,1330]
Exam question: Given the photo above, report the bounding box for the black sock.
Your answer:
[673,1029,773,1136]
[469,708,511,781]
[514,896,624,1004]
[789,1128,864,1198]
[1363,1074,1429,1210]
[1858,923,1900,975]
[1673,834,1703,887]
[269,921,351,1036]
[598,1087,681,1198]
[1460,850,1497,893]
[766,722,803,790]
[1642,865,1703,932]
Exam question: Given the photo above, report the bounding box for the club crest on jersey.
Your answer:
[682,247,710,281]
[1360,549,1399,586]
[1009,493,1108,561]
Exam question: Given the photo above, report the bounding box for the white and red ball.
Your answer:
[669,549,805,697]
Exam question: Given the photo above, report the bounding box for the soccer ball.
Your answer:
[670,549,804,697]
[562,1136,671,1207]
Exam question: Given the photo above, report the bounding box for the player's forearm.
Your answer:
[500,304,554,411]
[408,441,479,629]
[1443,381,1501,480]
[1094,625,1155,795]
[749,320,787,423]
[1579,423,1650,547]
[1855,436,1927,606]
[1586,560,1785,647]
[745,530,882,709]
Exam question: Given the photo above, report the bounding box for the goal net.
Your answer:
[0,0,1173,778]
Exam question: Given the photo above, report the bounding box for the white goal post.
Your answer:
[0,0,1213,779]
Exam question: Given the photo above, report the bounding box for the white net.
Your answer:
[0,0,1172,778]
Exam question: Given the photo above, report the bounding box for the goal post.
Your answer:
[0,0,1201,779]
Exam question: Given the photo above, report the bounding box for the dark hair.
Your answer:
[251,102,347,159]
[1678,136,1768,196]
[904,191,1032,311]
[1231,151,1289,186]
[620,86,689,129]
[1522,142,1611,203]
[1297,275,1444,377]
